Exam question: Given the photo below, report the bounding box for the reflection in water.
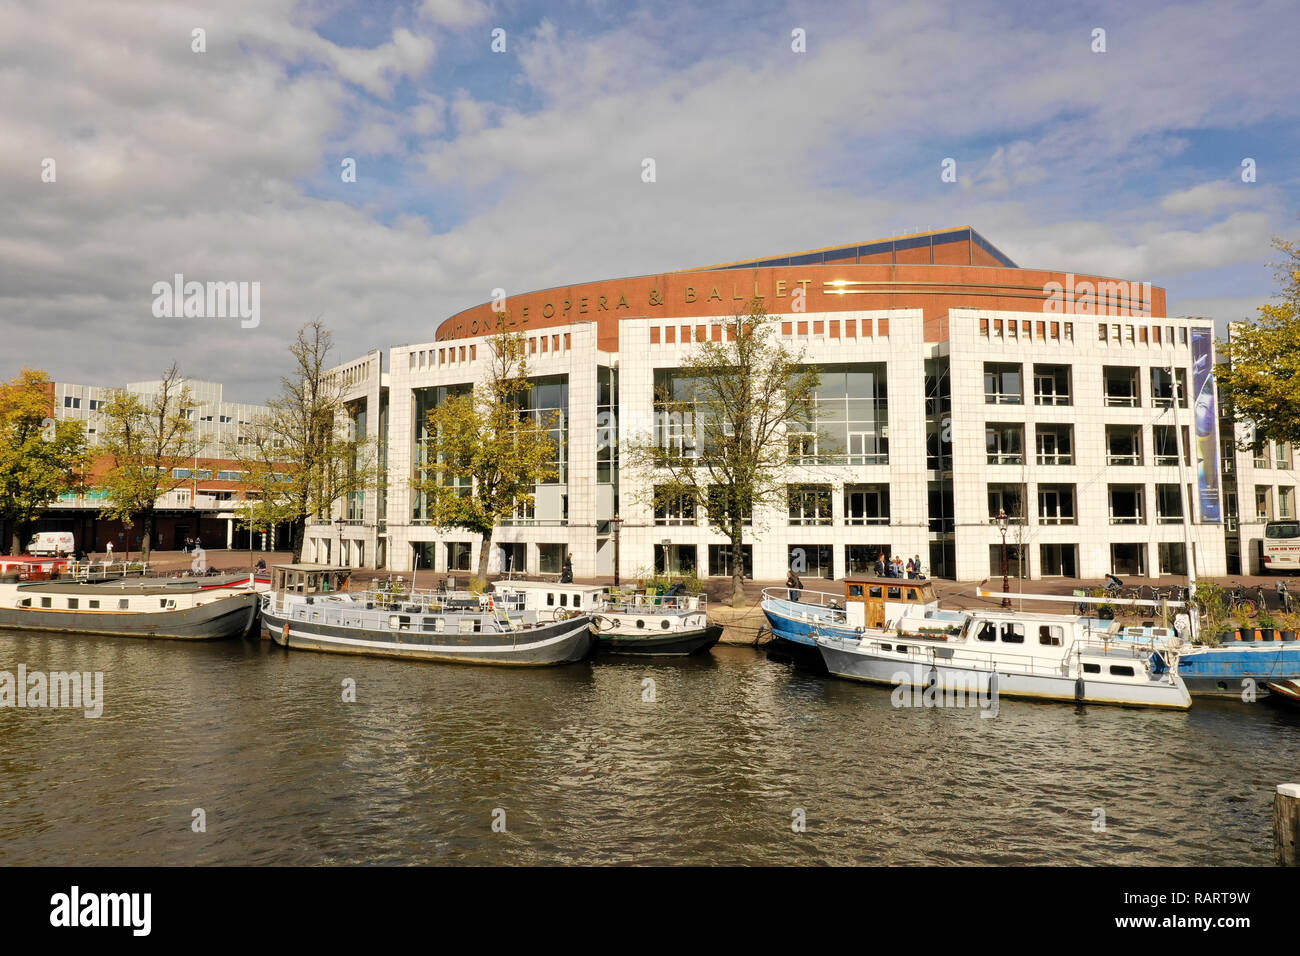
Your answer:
[0,633,1295,865]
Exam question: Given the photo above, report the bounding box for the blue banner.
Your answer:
[1191,327,1222,523]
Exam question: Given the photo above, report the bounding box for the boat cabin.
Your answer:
[843,578,939,630]
[496,581,603,612]
[271,565,353,596]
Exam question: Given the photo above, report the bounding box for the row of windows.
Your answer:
[983,363,1189,408]
[977,318,1076,342]
[983,422,1191,468]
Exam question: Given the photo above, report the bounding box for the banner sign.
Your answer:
[1191,327,1222,523]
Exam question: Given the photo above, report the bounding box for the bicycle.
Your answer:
[1278,581,1294,615]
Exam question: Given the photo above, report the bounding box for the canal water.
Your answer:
[1,632,1296,865]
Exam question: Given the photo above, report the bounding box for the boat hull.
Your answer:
[263,607,596,666]
[597,625,722,656]
[817,638,1191,710]
[1174,645,1300,697]
[0,592,259,641]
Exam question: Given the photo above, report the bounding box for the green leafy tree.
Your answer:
[231,321,376,562]
[412,325,559,587]
[0,369,88,554]
[624,298,821,607]
[98,364,198,563]
[1216,237,1300,449]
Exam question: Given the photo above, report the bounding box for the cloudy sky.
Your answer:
[2,0,1297,403]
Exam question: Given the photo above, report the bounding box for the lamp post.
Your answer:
[997,511,1011,608]
[611,514,622,587]
[334,516,345,567]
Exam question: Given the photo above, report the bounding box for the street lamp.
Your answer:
[611,514,622,587]
[334,516,345,567]
[997,511,1011,608]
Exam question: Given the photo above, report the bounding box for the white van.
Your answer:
[28,532,75,556]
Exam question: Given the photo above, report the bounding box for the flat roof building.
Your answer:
[304,227,1296,581]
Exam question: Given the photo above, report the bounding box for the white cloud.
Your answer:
[420,0,492,28]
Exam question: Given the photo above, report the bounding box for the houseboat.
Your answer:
[0,577,260,640]
[261,565,596,666]
[496,581,721,655]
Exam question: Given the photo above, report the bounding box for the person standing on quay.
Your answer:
[786,568,803,602]
[560,552,574,583]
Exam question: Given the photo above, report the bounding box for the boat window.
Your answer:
[1109,665,1135,677]
[869,586,882,598]
[40,597,51,608]
[67,599,79,610]
[574,595,582,608]
[119,599,129,609]
[560,593,568,607]
[977,622,997,642]
[879,643,892,651]
[546,593,554,606]
[1039,625,1064,646]
[89,600,99,609]
[848,585,863,597]
[887,587,901,599]
[907,589,918,601]
[1000,623,1025,643]
[1083,663,1101,674]
[19,599,29,607]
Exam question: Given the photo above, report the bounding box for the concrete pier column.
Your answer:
[1276,783,1300,866]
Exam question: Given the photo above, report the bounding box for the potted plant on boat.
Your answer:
[1258,611,1278,641]
[1280,612,1299,642]
[1234,610,1256,642]
[1193,582,1230,646]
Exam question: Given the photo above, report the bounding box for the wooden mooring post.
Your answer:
[1276,783,1300,866]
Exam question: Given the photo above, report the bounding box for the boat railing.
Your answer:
[760,586,846,610]
[353,586,528,614]
[290,601,529,633]
[604,592,706,613]
[844,633,1167,677]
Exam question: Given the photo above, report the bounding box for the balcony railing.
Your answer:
[1107,454,1141,466]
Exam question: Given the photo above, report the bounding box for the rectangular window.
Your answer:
[708,544,752,579]
[846,544,891,575]
[844,485,890,525]
[789,544,833,580]
[1109,485,1146,524]
[1103,366,1140,407]
[1155,484,1184,523]
[1280,486,1295,519]
[1036,424,1073,465]
[788,485,832,526]
[707,485,752,526]
[988,544,1027,579]
[1278,444,1293,470]
[1039,544,1078,578]
[1256,486,1273,520]
[653,488,696,526]
[1111,543,1147,576]
[445,542,472,571]
[1033,365,1071,405]
[1158,542,1188,576]
[1150,367,1188,408]
[1037,485,1077,525]
[987,484,1026,522]
[538,543,565,575]
[983,363,1023,405]
[985,423,1025,465]
[1106,425,1142,466]
[1153,425,1190,467]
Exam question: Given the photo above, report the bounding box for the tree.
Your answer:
[624,298,821,607]
[98,365,198,563]
[1215,236,1300,449]
[0,370,88,554]
[231,321,375,562]
[412,325,559,587]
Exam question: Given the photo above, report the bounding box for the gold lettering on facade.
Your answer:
[649,288,663,306]
[579,297,588,314]
[732,283,744,301]
[753,281,765,298]
[708,286,722,302]
[685,286,696,303]
[598,296,608,311]
[617,293,629,309]
[776,280,787,297]
[563,299,571,314]
[798,279,812,296]
[543,303,555,318]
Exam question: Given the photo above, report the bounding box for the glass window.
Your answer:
[788,485,832,525]
[1033,365,1071,406]
[985,423,1024,465]
[1150,367,1188,408]
[845,485,890,525]
[708,544,753,579]
[1036,424,1073,465]
[983,363,1023,404]
[1103,366,1140,407]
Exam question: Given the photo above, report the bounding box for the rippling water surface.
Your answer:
[1,631,1296,865]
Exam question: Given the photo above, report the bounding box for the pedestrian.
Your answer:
[905,556,916,579]
[874,553,886,577]
[106,540,114,563]
[912,555,923,579]
[786,568,803,602]
[892,556,904,578]
[560,552,574,583]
